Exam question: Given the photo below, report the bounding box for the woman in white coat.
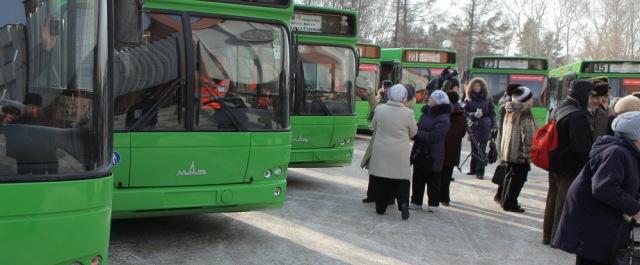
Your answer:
[368,84,418,220]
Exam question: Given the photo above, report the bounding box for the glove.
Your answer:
[474,109,484,119]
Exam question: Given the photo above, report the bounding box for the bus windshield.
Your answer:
[401,68,429,92]
[193,18,289,131]
[299,45,356,115]
[0,0,109,181]
[471,73,546,106]
[608,78,640,97]
[356,64,379,101]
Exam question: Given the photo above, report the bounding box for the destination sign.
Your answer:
[583,62,640,74]
[357,44,380,59]
[292,10,356,36]
[403,50,455,64]
[473,58,547,70]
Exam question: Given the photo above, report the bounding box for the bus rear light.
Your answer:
[274,187,282,197]
[91,256,103,265]
[340,139,346,146]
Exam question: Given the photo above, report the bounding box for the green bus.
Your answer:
[111,0,292,218]
[380,48,457,120]
[289,5,358,168]
[468,56,550,126]
[0,0,112,264]
[355,43,381,131]
[549,60,640,113]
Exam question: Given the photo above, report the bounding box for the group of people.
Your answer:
[358,74,640,265]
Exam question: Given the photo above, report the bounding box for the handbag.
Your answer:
[410,141,431,166]
[491,164,508,185]
[487,140,498,164]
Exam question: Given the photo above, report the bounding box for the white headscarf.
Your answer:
[388,84,408,103]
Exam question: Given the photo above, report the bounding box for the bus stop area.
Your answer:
[109,136,574,265]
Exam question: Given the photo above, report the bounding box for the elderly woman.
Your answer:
[553,111,640,265]
[368,84,418,220]
[410,90,452,212]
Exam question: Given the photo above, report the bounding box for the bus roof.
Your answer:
[144,0,293,23]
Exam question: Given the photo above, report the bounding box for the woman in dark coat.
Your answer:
[410,90,452,212]
[440,91,466,206]
[553,111,640,265]
[464,78,497,179]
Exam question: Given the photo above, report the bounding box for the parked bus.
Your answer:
[111,0,292,218]
[468,56,550,126]
[0,0,112,264]
[355,43,381,130]
[549,60,640,114]
[289,5,358,167]
[380,48,457,120]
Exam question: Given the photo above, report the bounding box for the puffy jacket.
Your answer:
[411,104,452,172]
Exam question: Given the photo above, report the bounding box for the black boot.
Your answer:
[400,203,410,220]
[362,197,374,203]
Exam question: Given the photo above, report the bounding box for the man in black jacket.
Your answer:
[543,80,595,246]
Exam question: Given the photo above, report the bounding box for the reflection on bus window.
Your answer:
[192,17,289,131]
[355,64,379,101]
[0,0,108,179]
[471,73,546,107]
[113,13,185,131]
[401,68,429,93]
[299,45,355,115]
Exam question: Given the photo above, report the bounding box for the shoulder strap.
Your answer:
[553,105,580,122]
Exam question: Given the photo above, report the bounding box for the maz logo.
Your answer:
[177,161,207,176]
[293,134,309,143]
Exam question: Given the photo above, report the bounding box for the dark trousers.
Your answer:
[411,168,441,207]
[370,175,409,213]
[575,256,611,265]
[440,166,454,203]
[470,140,488,176]
[543,172,574,242]
[501,163,529,209]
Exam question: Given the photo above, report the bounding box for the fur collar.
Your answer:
[423,103,453,117]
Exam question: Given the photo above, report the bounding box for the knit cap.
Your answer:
[612,111,640,141]
[430,90,450,105]
[388,84,408,103]
[614,95,640,114]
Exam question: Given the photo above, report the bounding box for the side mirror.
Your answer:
[355,48,360,77]
[114,0,144,46]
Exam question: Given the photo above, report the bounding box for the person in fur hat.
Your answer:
[463,78,497,180]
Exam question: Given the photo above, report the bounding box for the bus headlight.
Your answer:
[273,167,283,176]
[346,151,352,157]
[264,169,272,179]
[91,256,103,265]
[274,187,282,197]
[340,139,346,146]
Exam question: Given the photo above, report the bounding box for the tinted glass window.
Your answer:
[471,73,546,107]
[0,0,109,181]
[191,17,289,131]
[113,13,185,131]
[298,45,355,115]
[355,64,378,101]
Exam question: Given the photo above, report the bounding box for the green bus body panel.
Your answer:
[0,177,112,265]
[113,132,290,215]
[290,116,356,167]
[144,0,293,24]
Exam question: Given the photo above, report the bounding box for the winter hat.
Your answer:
[633,92,640,99]
[446,90,460,104]
[612,111,640,141]
[569,80,596,110]
[403,84,417,101]
[388,84,408,103]
[24,93,43,107]
[506,83,532,103]
[355,75,374,94]
[614,95,640,114]
[430,90,450,105]
[592,82,610,97]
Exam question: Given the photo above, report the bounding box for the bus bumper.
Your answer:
[289,146,354,168]
[112,179,287,219]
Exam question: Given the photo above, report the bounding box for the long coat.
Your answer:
[368,101,418,180]
[499,101,536,164]
[443,103,467,167]
[411,104,452,173]
[553,136,640,264]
